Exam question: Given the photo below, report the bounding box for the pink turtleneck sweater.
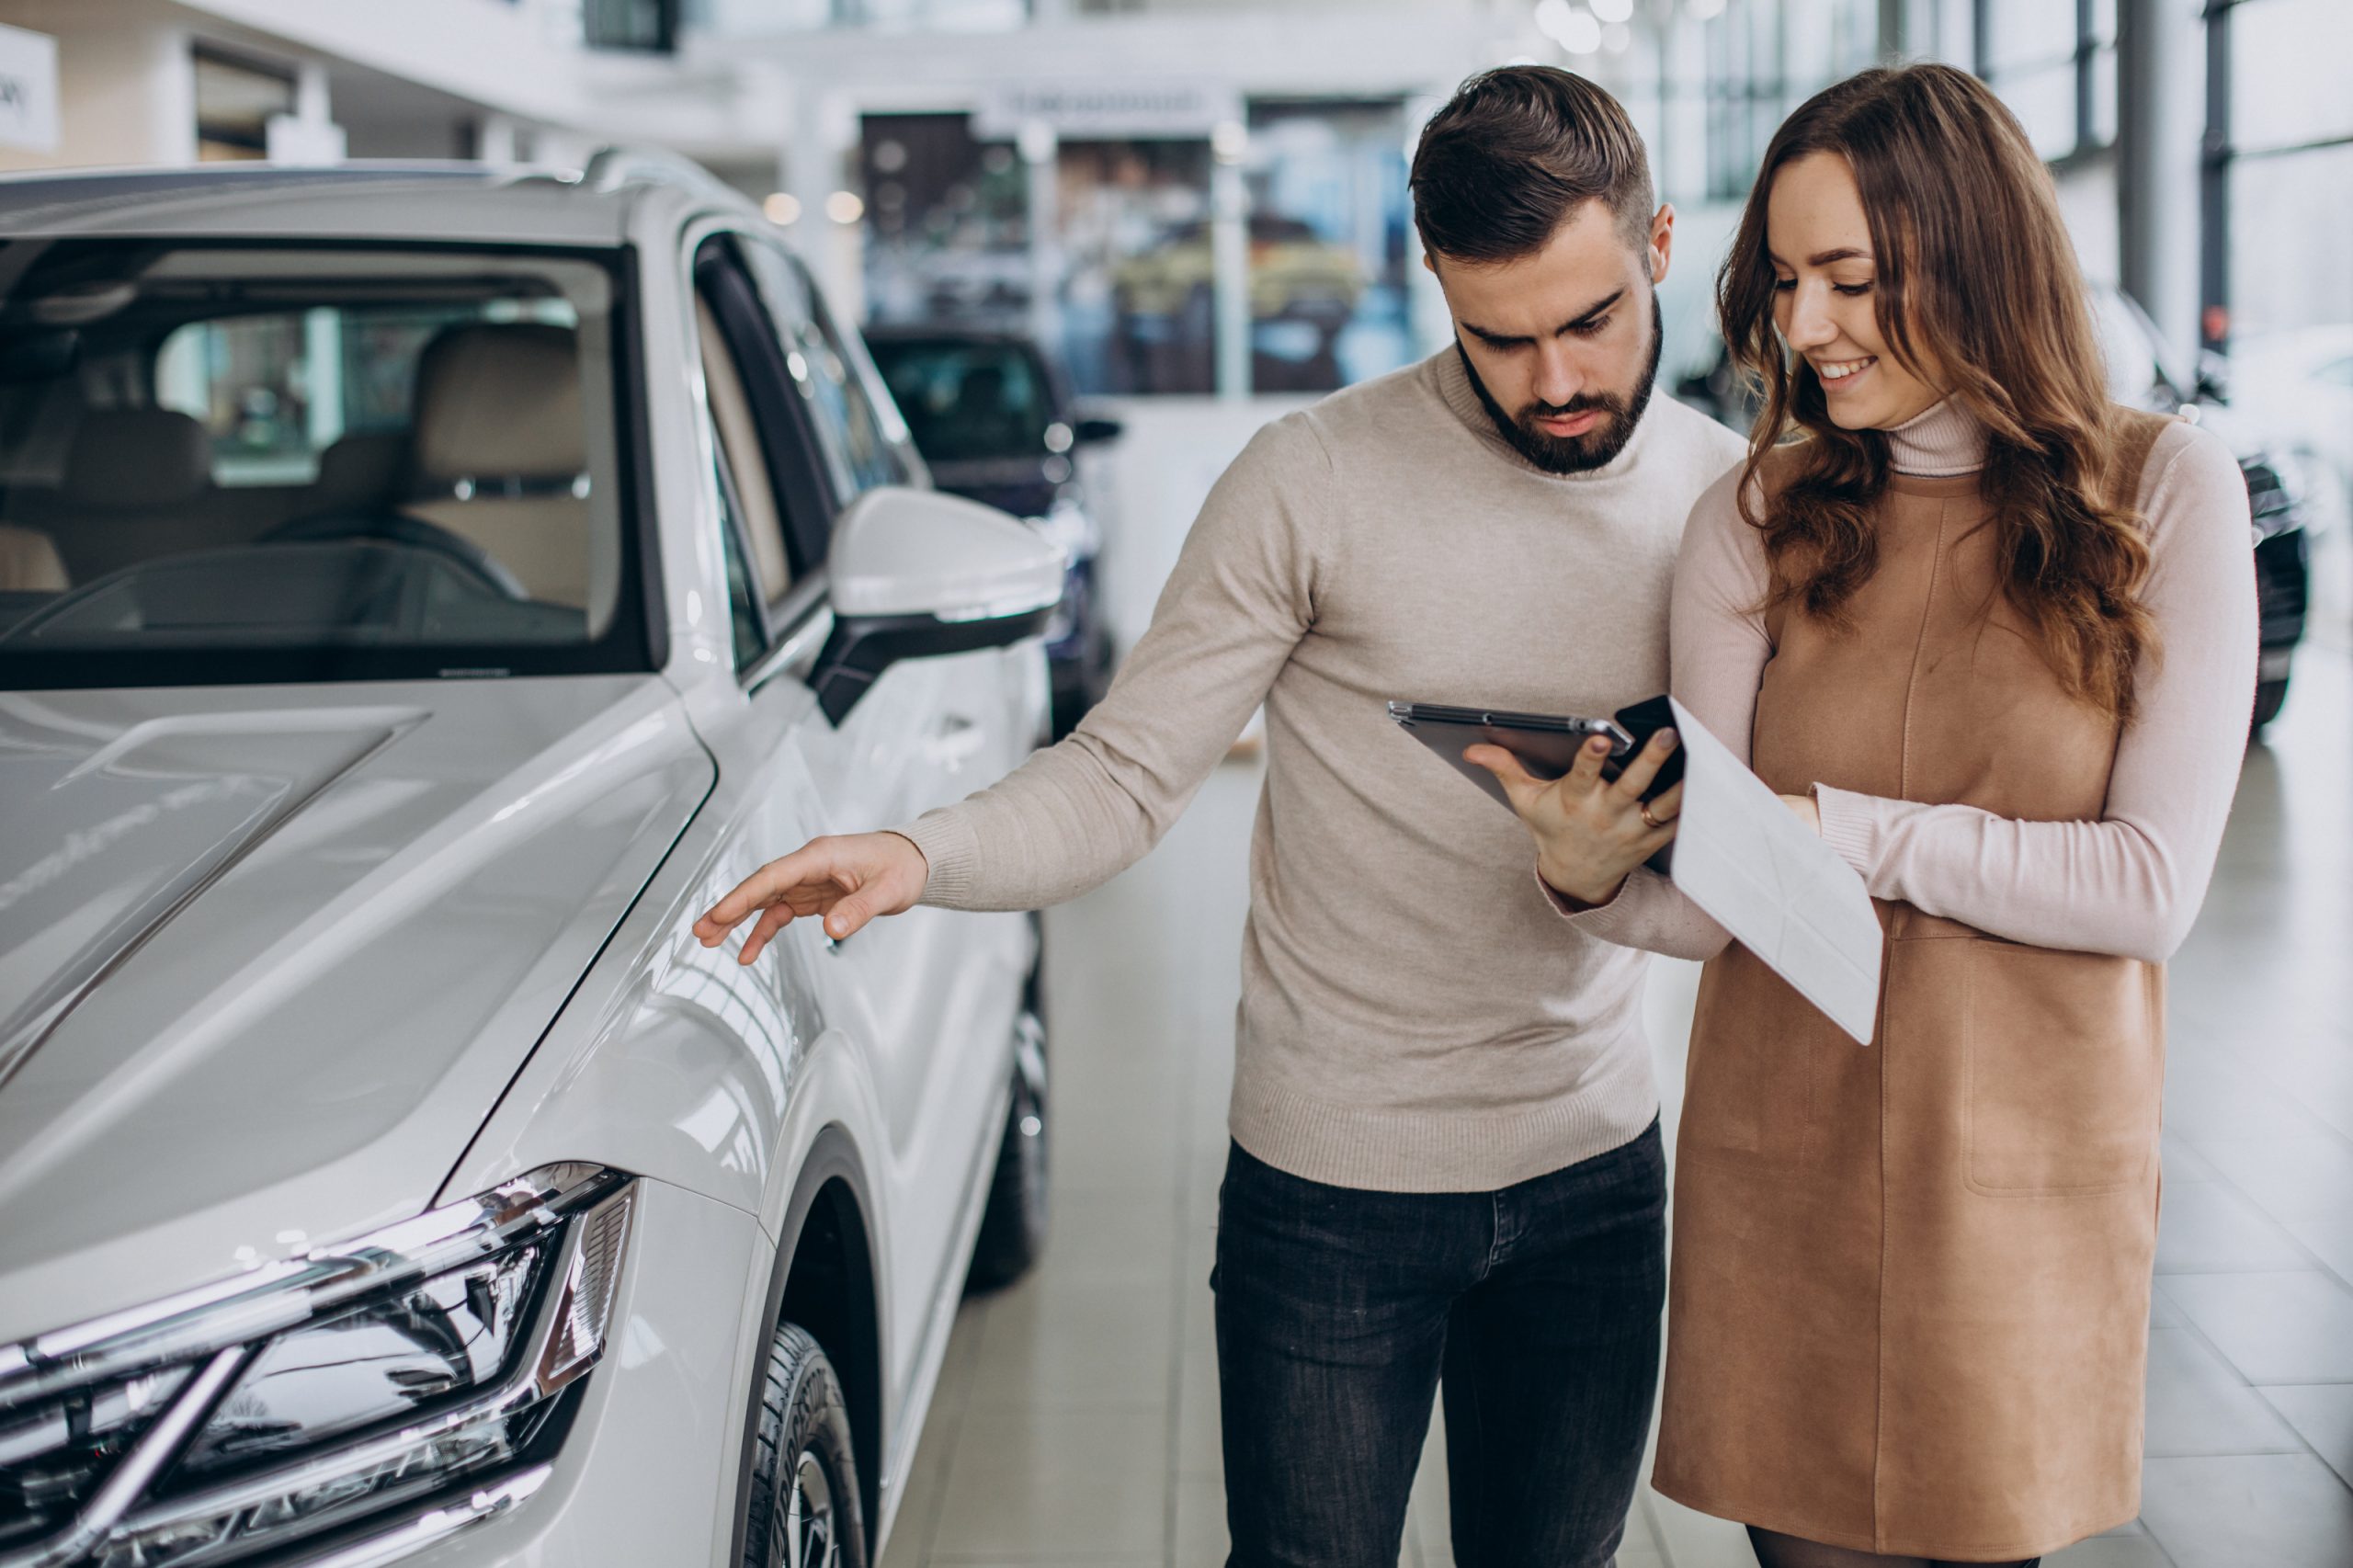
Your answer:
[1559,399,2258,965]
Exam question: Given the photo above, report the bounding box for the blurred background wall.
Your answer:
[0,0,2342,648]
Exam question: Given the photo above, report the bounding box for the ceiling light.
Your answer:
[763,192,801,225]
[1534,0,1602,53]
[1592,0,1632,19]
[824,190,865,224]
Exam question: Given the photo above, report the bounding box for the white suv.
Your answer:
[0,153,1061,1568]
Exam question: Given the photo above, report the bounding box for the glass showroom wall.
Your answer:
[858,101,1412,398]
[2211,0,2353,594]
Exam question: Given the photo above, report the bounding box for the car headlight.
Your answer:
[0,1165,634,1568]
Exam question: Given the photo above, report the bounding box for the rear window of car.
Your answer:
[867,337,1057,464]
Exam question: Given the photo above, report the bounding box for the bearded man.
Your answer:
[699,65,1744,1568]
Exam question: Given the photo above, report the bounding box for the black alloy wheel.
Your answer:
[744,1323,867,1568]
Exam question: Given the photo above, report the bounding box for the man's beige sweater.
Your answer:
[900,347,1745,1191]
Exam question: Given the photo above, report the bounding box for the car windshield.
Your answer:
[0,240,647,690]
[868,337,1057,463]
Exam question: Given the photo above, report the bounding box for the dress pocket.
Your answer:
[1964,941,2163,1194]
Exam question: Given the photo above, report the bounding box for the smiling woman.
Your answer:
[0,241,650,690]
[1719,63,2157,722]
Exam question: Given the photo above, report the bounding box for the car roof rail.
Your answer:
[580,145,741,204]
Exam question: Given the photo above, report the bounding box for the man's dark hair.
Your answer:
[1410,66,1655,264]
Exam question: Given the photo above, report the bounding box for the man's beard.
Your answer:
[1458,294,1665,474]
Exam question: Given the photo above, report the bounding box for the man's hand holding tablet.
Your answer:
[1462,725,1683,907]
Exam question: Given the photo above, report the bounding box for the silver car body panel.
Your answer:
[0,675,712,1344]
[0,165,1048,1563]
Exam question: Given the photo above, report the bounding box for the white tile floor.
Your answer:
[881,647,2353,1568]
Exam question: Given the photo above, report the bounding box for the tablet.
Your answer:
[1387,694,1683,814]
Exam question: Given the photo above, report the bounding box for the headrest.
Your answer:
[0,525,68,592]
[312,431,407,505]
[63,409,212,509]
[411,324,584,485]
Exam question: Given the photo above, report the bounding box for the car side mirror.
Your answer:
[1073,415,1124,446]
[812,486,1066,723]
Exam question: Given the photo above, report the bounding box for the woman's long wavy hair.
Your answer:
[1721,64,2157,720]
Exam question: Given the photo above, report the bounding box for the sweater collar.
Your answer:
[1885,397,1986,476]
[1427,343,1654,482]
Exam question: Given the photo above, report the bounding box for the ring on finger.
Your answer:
[1639,800,1665,830]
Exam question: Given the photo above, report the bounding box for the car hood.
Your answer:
[0,675,711,1344]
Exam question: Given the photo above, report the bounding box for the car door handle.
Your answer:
[925,714,985,767]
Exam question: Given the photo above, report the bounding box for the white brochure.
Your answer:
[1666,697,1884,1045]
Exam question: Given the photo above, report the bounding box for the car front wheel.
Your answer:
[743,1323,867,1568]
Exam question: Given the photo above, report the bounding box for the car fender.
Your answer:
[721,1122,884,1567]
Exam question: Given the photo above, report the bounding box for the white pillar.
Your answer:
[266,57,345,165]
[1405,91,1452,359]
[0,22,195,173]
[1659,14,1708,203]
[478,114,522,168]
[2118,0,2205,367]
[1019,119,1063,361]
[790,89,861,319]
[1211,119,1250,401]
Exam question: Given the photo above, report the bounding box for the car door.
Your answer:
[681,230,1034,1397]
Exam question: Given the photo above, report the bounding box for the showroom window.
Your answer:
[191,46,294,163]
[2211,0,2353,343]
[1977,0,2118,163]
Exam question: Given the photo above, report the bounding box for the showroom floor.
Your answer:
[879,642,2353,1568]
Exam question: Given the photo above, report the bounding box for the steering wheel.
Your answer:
[265,511,530,601]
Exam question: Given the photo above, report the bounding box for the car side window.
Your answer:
[694,294,792,609]
[710,435,767,673]
[689,259,801,673]
[735,242,914,504]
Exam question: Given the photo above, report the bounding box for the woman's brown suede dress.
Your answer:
[1650,412,2176,1562]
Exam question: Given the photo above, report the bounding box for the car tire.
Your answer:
[967,1003,1049,1292]
[742,1323,868,1568]
[2252,676,2290,733]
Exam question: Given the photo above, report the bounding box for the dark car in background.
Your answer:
[2090,286,2310,732]
[865,325,1122,736]
[1670,287,2312,733]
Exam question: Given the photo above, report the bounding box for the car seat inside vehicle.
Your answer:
[399,322,609,621]
[31,408,223,583]
[0,525,67,592]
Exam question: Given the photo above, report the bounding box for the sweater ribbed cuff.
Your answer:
[1811,783,1882,880]
[893,809,982,909]
[1537,859,1618,917]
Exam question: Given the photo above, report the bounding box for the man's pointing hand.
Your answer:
[693,831,931,964]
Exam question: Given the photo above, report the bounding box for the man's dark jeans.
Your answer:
[1212,1120,1668,1568]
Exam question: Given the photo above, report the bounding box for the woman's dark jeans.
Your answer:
[1212,1119,1668,1568]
